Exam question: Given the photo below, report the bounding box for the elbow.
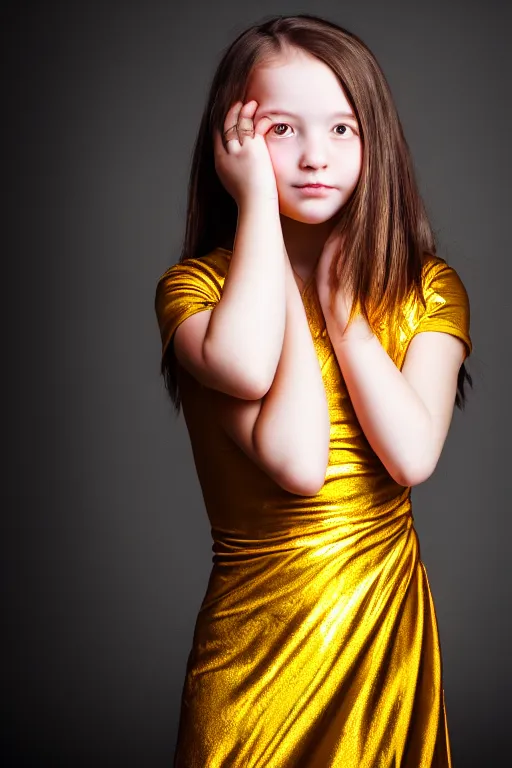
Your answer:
[245,363,280,400]
[221,348,279,400]
[278,463,328,497]
[388,424,439,488]
[236,376,271,401]
[238,371,278,401]
[280,436,330,496]
[203,345,272,401]
[247,372,274,400]
[392,456,437,488]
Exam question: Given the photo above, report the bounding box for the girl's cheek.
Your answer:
[265,146,280,171]
[266,146,287,173]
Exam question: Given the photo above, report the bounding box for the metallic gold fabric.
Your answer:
[155,247,472,767]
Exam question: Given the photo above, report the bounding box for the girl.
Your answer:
[155,14,472,768]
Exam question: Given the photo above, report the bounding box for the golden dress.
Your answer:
[155,247,472,767]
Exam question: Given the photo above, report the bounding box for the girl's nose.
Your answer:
[299,140,328,170]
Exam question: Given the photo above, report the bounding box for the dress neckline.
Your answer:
[292,266,317,298]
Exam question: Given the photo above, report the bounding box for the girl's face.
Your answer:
[248,47,362,225]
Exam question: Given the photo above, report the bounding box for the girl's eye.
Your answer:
[271,123,355,137]
[272,123,290,136]
[334,124,352,136]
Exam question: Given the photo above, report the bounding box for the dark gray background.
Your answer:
[3,1,510,766]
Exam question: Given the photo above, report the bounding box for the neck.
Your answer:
[280,213,339,281]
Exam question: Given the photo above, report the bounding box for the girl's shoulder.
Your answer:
[418,253,471,312]
[393,252,472,364]
[154,247,233,365]
[156,247,232,292]
[422,253,457,282]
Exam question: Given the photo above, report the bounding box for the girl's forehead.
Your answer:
[248,54,352,115]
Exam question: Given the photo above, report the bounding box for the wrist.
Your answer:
[326,311,374,346]
[238,192,280,213]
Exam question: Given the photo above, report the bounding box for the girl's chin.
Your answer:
[280,206,344,225]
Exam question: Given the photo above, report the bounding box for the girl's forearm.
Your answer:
[253,258,331,495]
[326,313,433,486]
[204,198,287,396]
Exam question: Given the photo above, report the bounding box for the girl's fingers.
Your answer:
[238,99,258,119]
[242,101,272,137]
[236,101,259,146]
[216,99,264,151]
[254,116,273,136]
[222,100,243,135]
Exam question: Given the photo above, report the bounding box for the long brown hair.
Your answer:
[159,13,472,414]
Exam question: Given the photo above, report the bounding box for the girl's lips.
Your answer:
[295,184,334,196]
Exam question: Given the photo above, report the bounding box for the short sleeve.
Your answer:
[412,259,473,360]
[154,256,223,366]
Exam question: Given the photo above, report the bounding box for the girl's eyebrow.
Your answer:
[264,109,357,121]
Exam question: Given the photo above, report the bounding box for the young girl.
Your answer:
[155,14,472,767]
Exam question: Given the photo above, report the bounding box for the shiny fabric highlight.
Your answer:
[155,247,472,767]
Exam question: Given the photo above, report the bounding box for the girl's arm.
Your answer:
[201,197,287,399]
[210,255,331,496]
[252,255,331,494]
[324,313,466,487]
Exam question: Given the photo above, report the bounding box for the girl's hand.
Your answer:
[213,100,278,207]
[315,228,354,336]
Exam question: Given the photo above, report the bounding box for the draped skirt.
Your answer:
[173,495,452,767]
